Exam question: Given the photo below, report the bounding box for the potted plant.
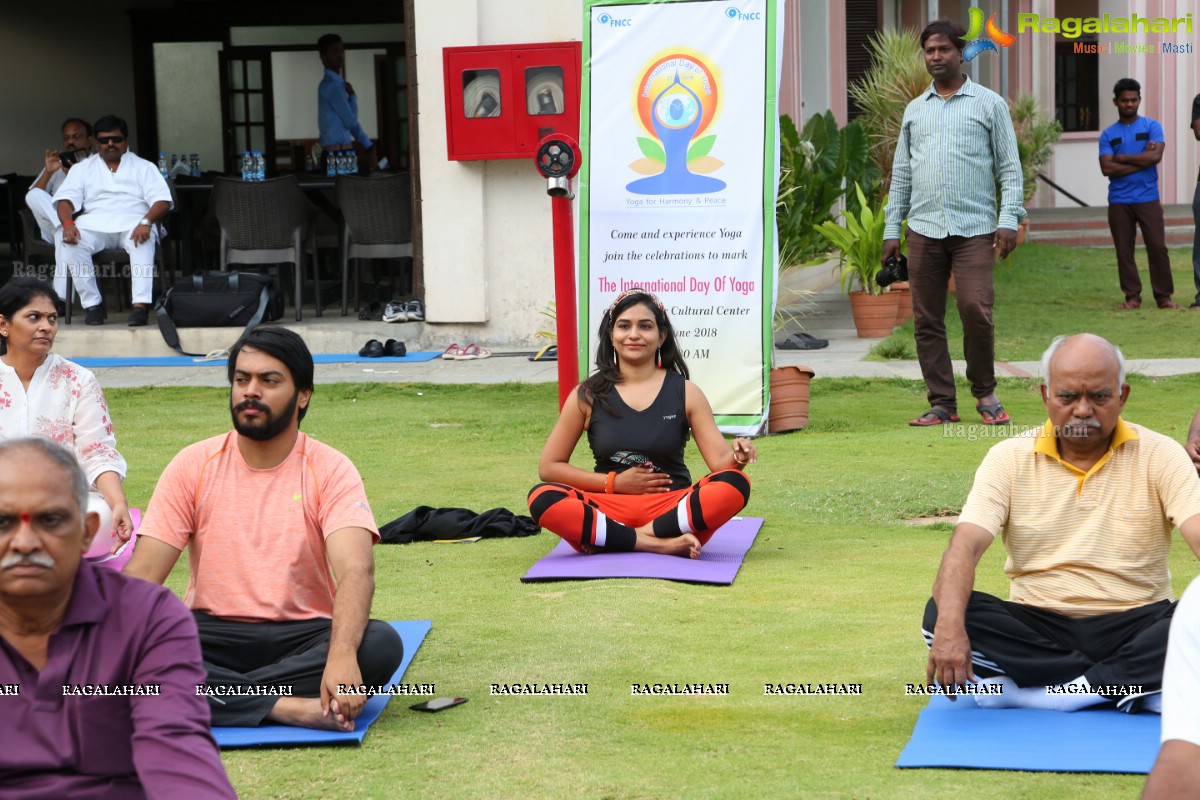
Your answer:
[766,284,818,433]
[815,182,899,338]
[1009,93,1064,242]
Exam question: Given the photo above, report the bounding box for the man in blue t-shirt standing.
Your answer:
[1099,78,1177,309]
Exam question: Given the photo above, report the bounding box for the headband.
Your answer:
[607,288,666,318]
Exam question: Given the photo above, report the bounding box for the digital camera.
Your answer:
[876,254,909,287]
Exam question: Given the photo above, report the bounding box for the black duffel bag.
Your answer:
[155,271,284,356]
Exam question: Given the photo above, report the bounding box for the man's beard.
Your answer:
[231,392,298,442]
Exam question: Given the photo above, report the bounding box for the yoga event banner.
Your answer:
[580,0,782,433]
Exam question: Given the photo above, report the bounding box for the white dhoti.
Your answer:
[55,228,157,309]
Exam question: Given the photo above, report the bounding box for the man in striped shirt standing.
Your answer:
[883,20,1025,428]
[923,334,1200,711]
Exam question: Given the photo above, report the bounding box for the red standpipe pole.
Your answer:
[551,186,579,409]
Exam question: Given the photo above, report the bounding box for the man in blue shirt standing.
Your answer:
[317,33,377,172]
[1099,78,1177,309]
[883,20,1024,428]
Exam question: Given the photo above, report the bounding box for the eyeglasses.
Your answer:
[96,136,126,144]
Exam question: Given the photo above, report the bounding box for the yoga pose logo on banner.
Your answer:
[626,52,725,195]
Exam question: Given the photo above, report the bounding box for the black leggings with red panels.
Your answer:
[527,468,751,552]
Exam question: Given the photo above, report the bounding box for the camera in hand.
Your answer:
[59,148,84,169]
[877,254,909,287]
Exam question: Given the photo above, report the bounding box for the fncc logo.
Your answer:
[597,12,632,28]
[725,7,762,21]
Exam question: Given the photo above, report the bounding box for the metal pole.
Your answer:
[551,184,579,409]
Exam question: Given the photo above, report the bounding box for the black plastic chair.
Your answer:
[211,175,318,320]
[335,173,413,316]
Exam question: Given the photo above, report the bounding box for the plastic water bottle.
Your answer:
[157,152,168,179]
[170,154,179,170]
[349,149,358,175]
[253,150,265,181]
[241,150,251,181]
[190,153,200,177]
[325,149,336,178]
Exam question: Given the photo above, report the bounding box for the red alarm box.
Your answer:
[443,42,581,161]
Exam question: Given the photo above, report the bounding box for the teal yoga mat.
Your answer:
[896,694,1161,773]
[70,353,441,367]
[212,620,432,748]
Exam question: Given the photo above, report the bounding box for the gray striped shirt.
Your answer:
[883,77,1025,240]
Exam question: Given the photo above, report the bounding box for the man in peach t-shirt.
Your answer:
[125,328,402,730]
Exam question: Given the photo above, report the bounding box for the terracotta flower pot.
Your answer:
[1016,219,1029,245]
[890,282,913,325]
[768,365,814,433]
[848,290,901,338]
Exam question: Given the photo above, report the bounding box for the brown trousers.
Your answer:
[907,230,997,414]
[1108,200,1174,305]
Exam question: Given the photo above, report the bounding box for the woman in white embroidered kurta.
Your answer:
[0,278,132,556]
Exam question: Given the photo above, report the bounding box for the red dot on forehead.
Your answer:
[20,512,30,523]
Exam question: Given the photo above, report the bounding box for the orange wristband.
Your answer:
[605,471,616,494]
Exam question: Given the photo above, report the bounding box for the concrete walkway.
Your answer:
[81,279,1200,390]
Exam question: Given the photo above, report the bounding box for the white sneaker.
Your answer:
[405,299,425,321]
[382,301,408,323]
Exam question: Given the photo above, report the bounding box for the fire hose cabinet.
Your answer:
[443,42,582,161]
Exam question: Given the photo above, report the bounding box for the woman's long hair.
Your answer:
[0,277,60,357]
[579,288,688,415]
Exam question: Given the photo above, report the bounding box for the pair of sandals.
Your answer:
[359,339,406,358]
[909,401,1010,427]
[441,343,492,360]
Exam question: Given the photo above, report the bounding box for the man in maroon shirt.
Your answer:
[0,438,235,800]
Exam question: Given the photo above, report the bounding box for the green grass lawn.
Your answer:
[108,375,1200,799]
[868,244,1200,361]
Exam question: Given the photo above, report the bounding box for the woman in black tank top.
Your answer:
[528,289,756,558]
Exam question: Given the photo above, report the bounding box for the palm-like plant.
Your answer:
[847,29,929,202]
[1009,93,1064,204]
[776,111,875,267]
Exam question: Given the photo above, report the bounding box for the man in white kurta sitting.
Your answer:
[26,118,93,248]
[54,114,172,327]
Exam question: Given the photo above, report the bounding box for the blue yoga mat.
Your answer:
[212,620,431,749]
[896,694,1161,773]
[71,352,441,368]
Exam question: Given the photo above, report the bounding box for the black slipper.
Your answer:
[776,332,829,350]
[358,302,384,321]
[358,339,384,358]
[383,339,406,357]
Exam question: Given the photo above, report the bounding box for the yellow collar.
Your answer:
[1034,417,1137,476]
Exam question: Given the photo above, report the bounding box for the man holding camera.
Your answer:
[882,20,1024,427]
[25,118,93,246]
[54,115,171,327]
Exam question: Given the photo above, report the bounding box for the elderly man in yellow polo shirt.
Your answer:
[923,333,1200,711]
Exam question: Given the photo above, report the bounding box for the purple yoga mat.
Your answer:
[520,517,763,584]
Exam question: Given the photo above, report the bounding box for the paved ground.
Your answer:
[80,280,1200,390]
